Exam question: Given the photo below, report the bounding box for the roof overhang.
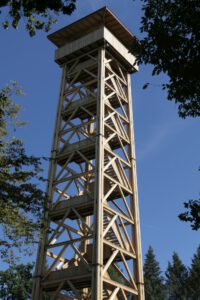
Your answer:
[48,6,139,53]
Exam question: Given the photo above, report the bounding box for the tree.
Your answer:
[143,246,165,300]
[0,0,76,36]
[0,263,33,299]
[188,245,200,299]
[178,167,200,231]
[0,81,45,263]
[165,252,188,299]
[179,199,200,231]
[139,0,200,118]
[138,0,200,230]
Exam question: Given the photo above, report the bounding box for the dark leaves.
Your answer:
[0,0,76,36]
[0,263,33,299]
[179,199,200,230]
[138,0,200,118]
[0,82,46,262]
[143,83,150,89]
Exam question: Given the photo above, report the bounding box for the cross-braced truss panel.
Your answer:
[32,47,143,300]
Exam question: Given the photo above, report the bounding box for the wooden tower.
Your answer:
[32,7,144,300]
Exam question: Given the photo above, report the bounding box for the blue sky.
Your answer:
[1,0,199,272]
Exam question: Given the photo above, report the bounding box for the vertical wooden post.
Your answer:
[127,74,145,300]
[32,66,66,300]
[92,47,105,300]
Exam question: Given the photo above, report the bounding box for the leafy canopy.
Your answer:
[0,0,76,36]
[139,0,200,118]
[0,263,33,299]
[0,81,45,263]
[179,198,200,231]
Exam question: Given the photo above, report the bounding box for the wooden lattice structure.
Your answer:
[32,7,144,300]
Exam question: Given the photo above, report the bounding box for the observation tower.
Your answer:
[32,7,144,300]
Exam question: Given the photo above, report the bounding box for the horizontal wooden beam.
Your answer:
[55,27,138,71]
[104,277,138,295]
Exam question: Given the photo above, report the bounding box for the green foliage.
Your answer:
[0,81,45,263]
[0,81,25,137]
[143,246,165,300]
[0,263,33,299]
[165,252,188,299]
[139,0,200,118]
[179,168,200,231]
[143,246,200,300]
[179,199,200,231]
[0,0,76,36]
[188,245,200,299]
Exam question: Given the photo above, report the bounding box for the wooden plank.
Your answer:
[118,186,134,221]
[92,47,105,300]
[42,268,91,287]
[71,58,97,75]
[104,204,134,225]
[104,173,132,195]
[109,287,120,300]
[47,251,68,264]
[105,150,128,179]
[102,250,119,276]
[103,183,118,202]
[48,235,93,249]
[104,277,138,295]
[104,122,130,145]
[103,215,118,238]
[48,210,71,245]
[53,170,94,185]
[120,251,137,289]
[103,239,136,259]
[53,180,72,203]
[55,28,104,63]
[127,74,144,299]
[119,216,135,254]
[55,27,138,70]
[105,63,127,85]
[43,244,69,279]
[104,100,129,124]
[121,289,128,300]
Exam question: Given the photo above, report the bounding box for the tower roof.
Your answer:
[48,6,139,51]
